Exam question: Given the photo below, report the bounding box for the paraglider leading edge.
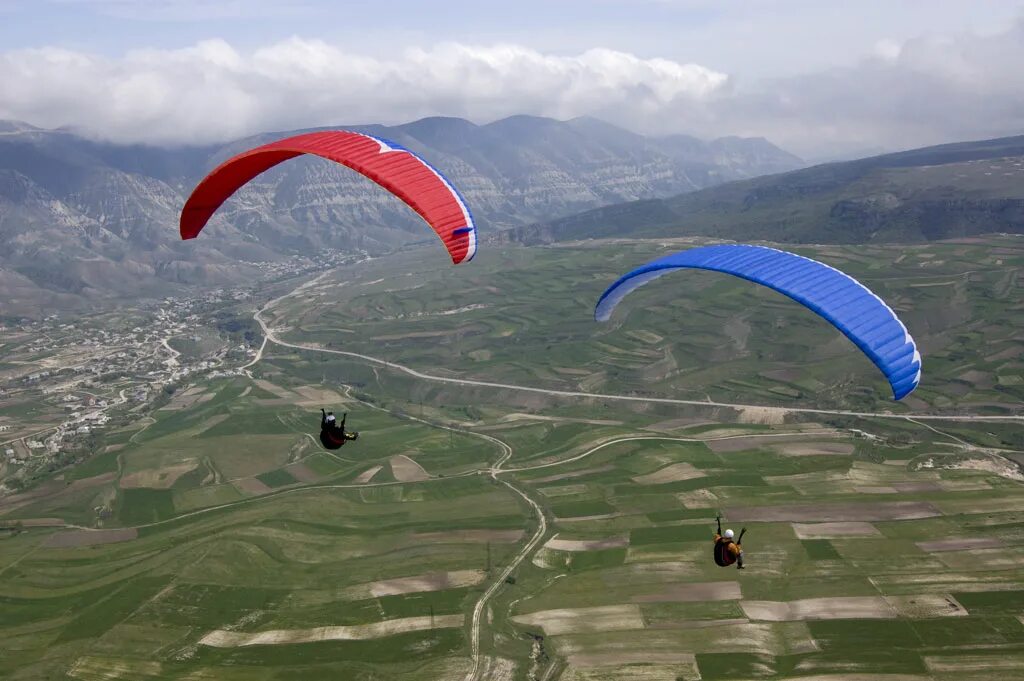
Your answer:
[595,244,922,400]
[179,130,477,265]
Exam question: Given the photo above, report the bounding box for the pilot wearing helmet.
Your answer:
[713,516,745,569]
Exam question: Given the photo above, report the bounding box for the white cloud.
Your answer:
[0,39,727,146]
[872,39,902,61]
[701,19,1024,157]
[1,19,1023,157]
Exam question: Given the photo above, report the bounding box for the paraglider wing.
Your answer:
[595,244,921,400]
[180,131,477,264]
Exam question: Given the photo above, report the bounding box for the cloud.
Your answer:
[1,19,1023,157]
[0,39,727,146]
[702,19,1024,157]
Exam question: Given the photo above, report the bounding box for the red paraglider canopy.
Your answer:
[180,130,477,264]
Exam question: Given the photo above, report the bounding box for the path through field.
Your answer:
[250,275,1023,424]
[187,268,1024,679]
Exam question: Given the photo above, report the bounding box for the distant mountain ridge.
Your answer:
[501,135,1024,246]
[0,115,802,314]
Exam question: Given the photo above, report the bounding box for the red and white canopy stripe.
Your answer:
[180,130,477,264]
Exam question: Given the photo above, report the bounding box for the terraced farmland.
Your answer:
[2,237,1022,679]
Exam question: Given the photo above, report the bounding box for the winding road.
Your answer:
[241,269,1024,679]
[251,283,1022,425]
[27,270,1003,676]
[37,422,846,678]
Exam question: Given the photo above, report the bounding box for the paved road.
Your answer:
[244,271,1024,678]
[251,287,1023,425]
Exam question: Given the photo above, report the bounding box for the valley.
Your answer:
[2,237,1021,680]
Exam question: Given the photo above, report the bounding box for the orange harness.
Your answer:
[713,533,743,567]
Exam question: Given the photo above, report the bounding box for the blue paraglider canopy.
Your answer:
[595,244,921,400]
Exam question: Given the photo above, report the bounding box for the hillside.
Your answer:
[3,237,1022,680]
[502,135,1024,245]
[0,116,801,315]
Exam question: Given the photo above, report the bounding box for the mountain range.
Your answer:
[501,134,1024,246]
[0,116,802,315]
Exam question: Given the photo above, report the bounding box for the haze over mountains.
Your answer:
[0,115,802,315]
[4,115,1024,319]
[504,135,1024,246]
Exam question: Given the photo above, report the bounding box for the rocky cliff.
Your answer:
[0,115,802,314]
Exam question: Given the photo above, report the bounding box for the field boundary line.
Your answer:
[247,275,1023,425]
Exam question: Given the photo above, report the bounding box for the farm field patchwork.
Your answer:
[2,238,1022,679]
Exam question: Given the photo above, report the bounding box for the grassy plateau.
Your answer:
[1,236,1022,680]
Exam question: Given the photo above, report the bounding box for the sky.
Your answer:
[1,0,1023,158]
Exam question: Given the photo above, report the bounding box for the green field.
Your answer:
[1,237,1022,680]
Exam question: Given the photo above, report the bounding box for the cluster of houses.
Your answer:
[2,249,348,482]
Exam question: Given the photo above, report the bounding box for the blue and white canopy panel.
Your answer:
[595,244,922,400]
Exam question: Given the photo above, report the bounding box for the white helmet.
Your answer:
[724,529,735,539]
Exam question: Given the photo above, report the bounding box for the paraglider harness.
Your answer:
[713,516,745,568]
[320,409,358,450]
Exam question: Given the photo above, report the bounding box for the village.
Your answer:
[0,250,352,491]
